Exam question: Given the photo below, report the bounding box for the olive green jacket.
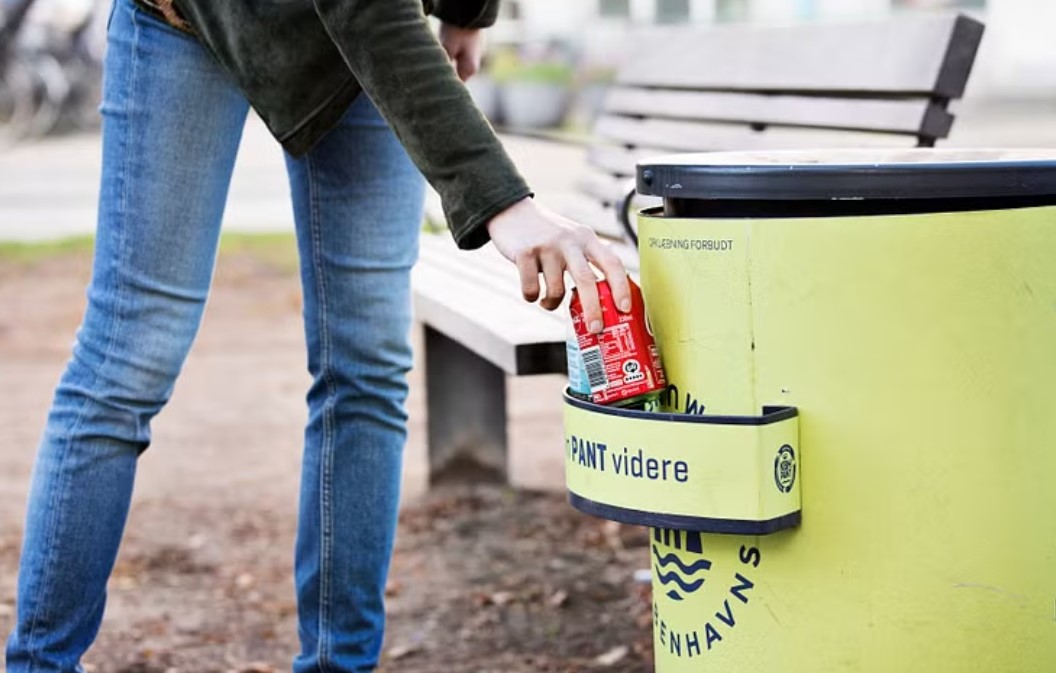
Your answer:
[167,0,530,249]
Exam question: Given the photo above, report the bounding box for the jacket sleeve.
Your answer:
[313,0,529,249]
[429,0,502,29]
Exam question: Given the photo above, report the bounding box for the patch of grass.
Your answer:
[489,49,575,86]
[0,226,441,275]
[217,232,299,274]
[422,215,446,235]
[0,235,95,263]
[0,232,303,272]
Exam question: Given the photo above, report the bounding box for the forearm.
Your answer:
[313,0,530,249]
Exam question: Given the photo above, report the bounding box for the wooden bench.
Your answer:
[413,12,984,484]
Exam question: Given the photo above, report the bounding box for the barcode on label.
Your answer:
[580,346,608,392]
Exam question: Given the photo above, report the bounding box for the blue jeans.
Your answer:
[5,1,425,671]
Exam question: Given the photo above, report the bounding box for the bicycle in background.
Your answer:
[0,0,105,148]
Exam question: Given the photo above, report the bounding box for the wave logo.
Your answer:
[653,528,712,602]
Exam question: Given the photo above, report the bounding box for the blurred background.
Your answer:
[1,0,1054,147]
[2,0,1054,241]
[473,0,1052,132]
[0,0,106,146]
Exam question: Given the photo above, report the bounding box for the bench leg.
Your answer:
[423,326,508,484]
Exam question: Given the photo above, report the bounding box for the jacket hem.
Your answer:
[278,78,364,157]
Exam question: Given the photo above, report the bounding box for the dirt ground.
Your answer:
[0,239,654,673]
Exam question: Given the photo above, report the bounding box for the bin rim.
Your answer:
[636,148,1056,201]
[563,391,798,426]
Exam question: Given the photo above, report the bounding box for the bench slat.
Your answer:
[575,170,663,219]
[422,234,635,291]
[413,263,567,375]
[576,170,634,207]
[421,229,637,283]
[587,144,664,177]
[616,14,984,98]
[594,115,916,153]
[545,192,627,241]
[602,87,953,139]
[419,236,524,292]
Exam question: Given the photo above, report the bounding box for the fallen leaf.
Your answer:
[593,645,629,667]
[547,589,569,608]
[602,521,624,551]
[226,664,275,673]
[481,591,517,604]
[387,644,421,660]
[112,576,139,591]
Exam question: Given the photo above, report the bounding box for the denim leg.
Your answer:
[4,2,248,671]
[285,95,425,673]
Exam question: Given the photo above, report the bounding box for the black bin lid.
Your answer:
[637,149,1056,202]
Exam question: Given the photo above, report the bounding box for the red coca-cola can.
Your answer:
[569,277,666,407]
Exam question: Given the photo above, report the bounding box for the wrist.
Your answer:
[486,196,534,235]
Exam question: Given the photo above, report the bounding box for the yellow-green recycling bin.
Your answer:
[563,150,1056,672]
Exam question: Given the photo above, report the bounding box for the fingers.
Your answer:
[563,248,604,331]
[443,46,464,80]
[539,250,566,311]
[439,33,463,76]
[456,53,479,81]
[492,201,624,334]
[439,24,483,82]
[586,238,632,312]
[439,34,457,63]
[518,244,599,331]
[572,268,603,333]
[516,252,541,303]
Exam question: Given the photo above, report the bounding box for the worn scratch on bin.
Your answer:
[952,583,1028,603]
[764,601,782,626]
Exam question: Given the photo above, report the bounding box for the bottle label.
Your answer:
[566,336,592,397]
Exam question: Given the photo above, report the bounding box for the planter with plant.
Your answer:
[491,51,574,130]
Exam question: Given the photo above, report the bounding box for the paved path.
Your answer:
[1,117,297,241]
[0,115,585,242]
[2,102,1056,243]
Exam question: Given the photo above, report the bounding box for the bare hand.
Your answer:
[439,23,484,82]
[486,198,631,333]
